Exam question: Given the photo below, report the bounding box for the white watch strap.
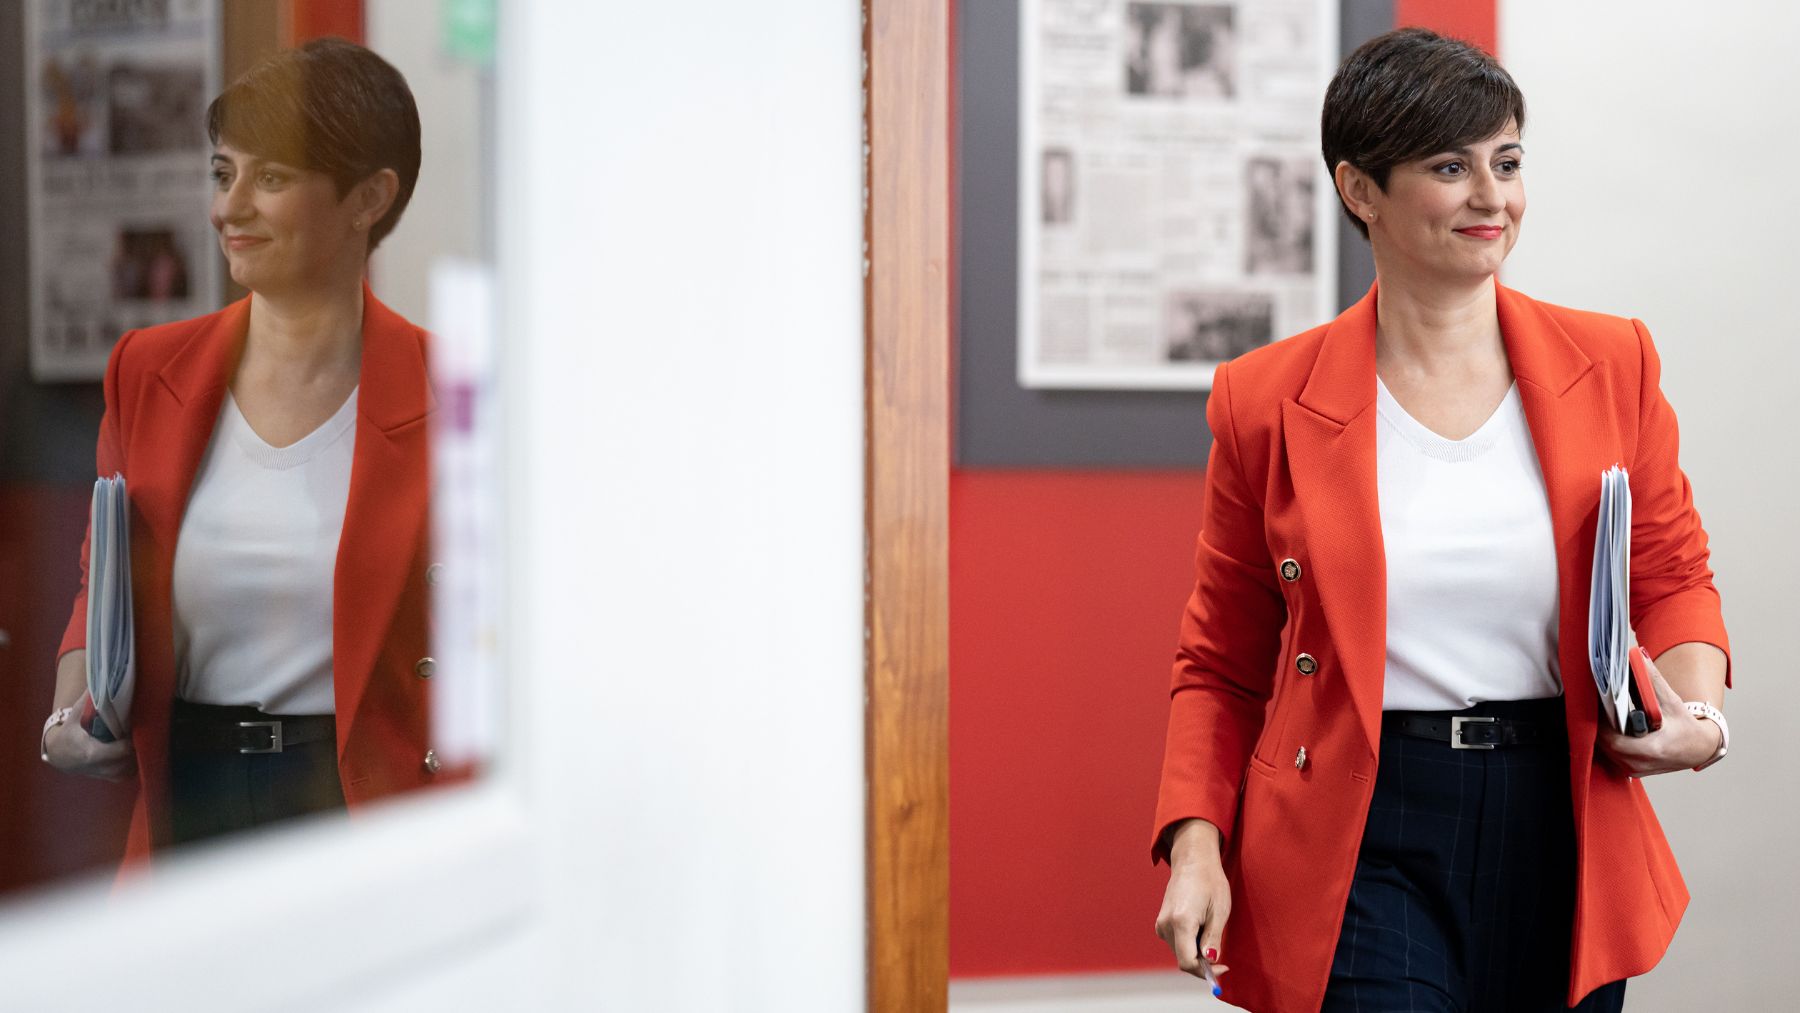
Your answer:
[40,706,74,763]
[1684,700,1728,771]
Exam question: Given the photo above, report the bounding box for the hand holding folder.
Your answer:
[83,474,135,742]
[1587,466,1662,737]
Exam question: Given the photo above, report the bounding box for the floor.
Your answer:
[949,970,1231,1012]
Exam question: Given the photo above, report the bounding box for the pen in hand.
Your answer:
[1197,939,1222,998]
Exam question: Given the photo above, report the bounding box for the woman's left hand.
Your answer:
[1595,652,1722,777]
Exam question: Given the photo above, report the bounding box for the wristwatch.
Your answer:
[40,706,74,763]
[1684,700,1728,771]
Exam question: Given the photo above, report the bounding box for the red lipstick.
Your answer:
[1455,225,1504,240]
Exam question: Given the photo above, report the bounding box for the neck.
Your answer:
[243,280,366,380]
[1371,264,1502,373]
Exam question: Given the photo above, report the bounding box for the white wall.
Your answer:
[491,0,868,1008]
[366,0,485,323]
[1501,4,1800,1009]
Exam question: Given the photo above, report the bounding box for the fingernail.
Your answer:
[1205,947,1218,961]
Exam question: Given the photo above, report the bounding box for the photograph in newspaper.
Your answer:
[1019,0,1338,389]
[26,0,221,382]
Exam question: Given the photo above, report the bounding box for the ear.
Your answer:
[350,168,401,231]
[1332,161,1380,225]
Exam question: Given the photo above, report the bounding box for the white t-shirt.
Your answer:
[171,389,358,714]
[1376,378,1562,711]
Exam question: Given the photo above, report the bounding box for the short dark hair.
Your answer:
[207,38,421,251]
[1321,28,1525,239]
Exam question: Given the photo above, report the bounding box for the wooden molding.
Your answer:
[864,0,951,1010]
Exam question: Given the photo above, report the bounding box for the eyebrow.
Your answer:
[1446,142,1524,156]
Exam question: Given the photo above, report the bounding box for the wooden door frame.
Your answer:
[864,0,952,1010]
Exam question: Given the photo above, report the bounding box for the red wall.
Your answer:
[947,0,1497,979]
[289,0,365,45]
[949,471,1206,974]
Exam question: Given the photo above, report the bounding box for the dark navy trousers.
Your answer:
[1322,698,1628,1013]
[167,701,346,847]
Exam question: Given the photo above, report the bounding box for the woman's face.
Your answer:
[209,143,364,296]
[1367,123,1525,283]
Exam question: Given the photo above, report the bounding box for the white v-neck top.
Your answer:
[1375,378,1562,711]
[171,389,358,714]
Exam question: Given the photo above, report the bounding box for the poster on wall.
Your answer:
[25,0,222,383]
[1018,0,1339,390]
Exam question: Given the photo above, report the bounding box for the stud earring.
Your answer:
[353,218,364,230]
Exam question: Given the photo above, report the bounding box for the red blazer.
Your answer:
[1152,282,1730,1012]
[60,287,450,868]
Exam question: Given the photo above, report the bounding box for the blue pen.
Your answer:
[1199,950,1222,998]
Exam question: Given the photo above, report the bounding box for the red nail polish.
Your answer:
[1205,947,1218,961]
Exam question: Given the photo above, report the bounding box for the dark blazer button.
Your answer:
[1280,558,1302,582]
[1295,653,1318,676]
[1294,746,1308,769]
[415,657,437,679]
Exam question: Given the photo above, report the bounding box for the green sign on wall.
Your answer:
[442,0,496,67]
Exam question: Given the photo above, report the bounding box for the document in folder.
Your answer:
[84,474,135,742]
[1587,466,1661,737]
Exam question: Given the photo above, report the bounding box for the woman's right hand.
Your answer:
[43,711,136,782]
[1154,818,1232,980]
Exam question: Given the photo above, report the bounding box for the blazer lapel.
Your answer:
[1282,286,1387,755]
[141,298,251,555]
[331,286,433,744]
[1496,284,1615,797]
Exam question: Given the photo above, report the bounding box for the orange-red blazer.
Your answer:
[1152,282,1730,1012]
[60,286,446,867]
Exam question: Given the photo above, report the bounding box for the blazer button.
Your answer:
[1295,653,1318,676]
[1280,558,1302,582]
[423,749,441,774]
[426,563,445,586]
[415,657,437,679]
[1294,746,1308,770]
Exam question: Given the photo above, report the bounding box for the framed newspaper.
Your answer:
[1018,0,1340,390]
[24,0,223,382]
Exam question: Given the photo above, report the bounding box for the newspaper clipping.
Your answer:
[1018,0,1338,389]
[26,0,221,382]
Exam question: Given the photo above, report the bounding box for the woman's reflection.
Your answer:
[39,38,448,859]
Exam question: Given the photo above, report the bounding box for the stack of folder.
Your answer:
[82,474,135,742]
[1588,465,1660,736]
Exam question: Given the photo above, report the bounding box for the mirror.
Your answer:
[0,0,500,894]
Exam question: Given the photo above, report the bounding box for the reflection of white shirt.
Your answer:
[172,389,357,714]
[1376,379,1562,711]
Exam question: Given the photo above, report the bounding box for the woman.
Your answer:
[39,39,448,861]
[1151,29,1729,1012]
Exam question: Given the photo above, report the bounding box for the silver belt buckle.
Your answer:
[239,720,284,754]
[1450,715,1498,749]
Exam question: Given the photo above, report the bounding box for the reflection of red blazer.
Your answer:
[1152,282,1730,1012]
[59,286,446,867]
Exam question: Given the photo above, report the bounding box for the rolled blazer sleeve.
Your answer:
[57,331,135,661]
[1151,360,1286,863]
[1625,320,1730,683]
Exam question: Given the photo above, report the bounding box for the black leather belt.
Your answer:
[1383,706,1560,750]
[171,700,337,755]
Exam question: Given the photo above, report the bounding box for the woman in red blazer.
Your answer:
[40,40,448,865]
[1152,30,1729,1012]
